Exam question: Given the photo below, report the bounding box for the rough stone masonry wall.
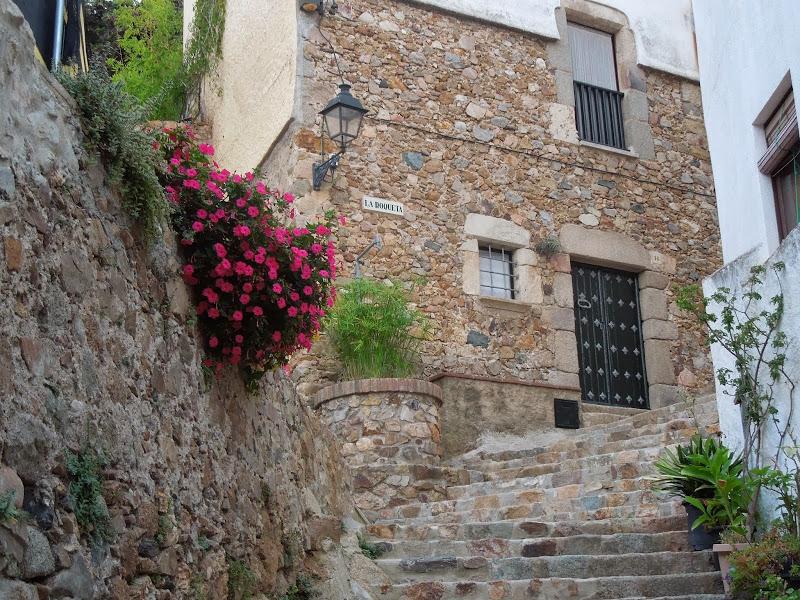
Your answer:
[0,3,386,599]
[269,0,722,400]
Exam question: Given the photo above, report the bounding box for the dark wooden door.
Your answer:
[571,263,649,408]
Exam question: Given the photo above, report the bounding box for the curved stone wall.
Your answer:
[315,379,446,512]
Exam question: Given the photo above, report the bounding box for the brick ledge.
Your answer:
[314,378,443,408]
[428,371,581,393]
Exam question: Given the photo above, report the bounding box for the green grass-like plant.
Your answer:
[0,491,19,523]
[227,557,257,600]
[358,533,387,560]
[324,279,429,380]
[65,448,113,545]
[57,67,168,241]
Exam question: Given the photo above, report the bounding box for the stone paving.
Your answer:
[362,397,725,599]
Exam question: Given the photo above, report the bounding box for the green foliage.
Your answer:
[677,262,791,538]
[279,574,316,600]
[358,533,387,560]
[57,68,168,241]
[730,531,800,598]
[183,0,227,99]
[227,558,257,600]
[652,434,737,499]
[65,448,113,545]
[83,0,119,63]
[0,491,19,523]
[682,442,752,535]
[324,279,430,379]
[108,0,184,119]
[534,234,562,257]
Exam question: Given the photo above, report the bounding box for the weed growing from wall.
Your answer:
[0,491,19,523]
[226,557,257,600]
[65,448,113,545]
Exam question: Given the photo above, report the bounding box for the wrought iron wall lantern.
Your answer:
[312,83,368,190]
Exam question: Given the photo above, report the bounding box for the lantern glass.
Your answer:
[320,84,367,151]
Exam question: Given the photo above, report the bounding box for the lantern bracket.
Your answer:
[312,152,342,191]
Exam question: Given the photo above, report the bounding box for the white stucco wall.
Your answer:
[694,0,800,263]
[413,0,699,80]
[703,228,800,517]
[184,0,297,173]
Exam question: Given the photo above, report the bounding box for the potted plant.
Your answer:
[728,530,800,598]
[714,529,751,594]
[653,435,745,550]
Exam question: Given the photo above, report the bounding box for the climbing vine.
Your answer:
[182,0,227,112]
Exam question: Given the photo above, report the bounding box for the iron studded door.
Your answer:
[571,263,649,408]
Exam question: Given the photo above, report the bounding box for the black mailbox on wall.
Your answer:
[554,398,580,429]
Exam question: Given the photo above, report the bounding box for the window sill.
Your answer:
[578,140,639,159]
[477,295,532,314]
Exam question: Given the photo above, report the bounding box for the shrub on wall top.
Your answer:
[324,279,429,380]
[156,127,339,380]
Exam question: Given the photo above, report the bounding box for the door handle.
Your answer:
[577,298,592,309]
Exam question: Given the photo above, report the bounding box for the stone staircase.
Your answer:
[362,396,725,599]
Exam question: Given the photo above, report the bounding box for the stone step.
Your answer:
[446,452,663,499]
[367,515,687,543]
[378,550,717,583]
[371,496,683,528]
[377,530,692,559]
[452,424,702,470]
[371,484,667,523]
[380,572,724,599]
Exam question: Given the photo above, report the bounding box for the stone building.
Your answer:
[187,0,721,430]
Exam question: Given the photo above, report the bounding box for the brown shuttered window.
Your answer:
[759,91,800,240]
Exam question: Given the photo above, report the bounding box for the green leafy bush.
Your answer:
[653,435,734,499]
[324,279,429,380]
[57,68,168,240]
[280,574,316,600]
[226,557,257,600]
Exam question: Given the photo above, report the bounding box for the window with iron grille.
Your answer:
[758,90,799,240]
[479,246,516,299]
[568,22,626,150]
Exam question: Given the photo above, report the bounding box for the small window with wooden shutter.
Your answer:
[568,22,626,150]
[759,90,800,240]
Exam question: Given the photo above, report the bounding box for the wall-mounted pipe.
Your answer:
[52,0,66,71]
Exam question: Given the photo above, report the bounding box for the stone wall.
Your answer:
[266,0,722,403]
[0,4,385,598]
[432,374,582,458]
[314,379,447,514]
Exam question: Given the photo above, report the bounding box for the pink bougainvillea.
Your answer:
[156,127,338,379]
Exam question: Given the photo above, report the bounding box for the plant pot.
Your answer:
[713,543,750,594]
[683,502,721,550]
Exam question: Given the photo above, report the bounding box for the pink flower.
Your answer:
[236,198,247,208]
[186,168,198,177]
[184,179,201,190]
[215,208,225,219]
[198,143,215,156]
[239,294,250,304]
[316,225,330,235]
[319,269,329,278]
[235,334,244,344]
[311,243,323,255]
[208,307,220,319]
[192,221,204,232]
[272,283,283,294]
[303,285,313,296]
[252,306,263,316]
[283,192,295,203]
[209,336,219,348]
[247,206,259,218]
[289,292,300,302]
[287,306,298,317]
[213,243,227,258]
[196,209,208,219]
[243,283,253,293]
[277,298,286,309]
[183,264,195,276]
[256,182,267,194]
[271,331,282,342]
[338,215,347,225]
[231,311,244,321]
[233,225,251,238]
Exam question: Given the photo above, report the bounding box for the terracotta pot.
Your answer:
[713,543,750,594]
[683,502,721,550]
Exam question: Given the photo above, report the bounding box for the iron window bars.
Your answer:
[574,81,627,150]
[479,245,516,299]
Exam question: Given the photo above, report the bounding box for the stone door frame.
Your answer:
[549,224,679,408]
